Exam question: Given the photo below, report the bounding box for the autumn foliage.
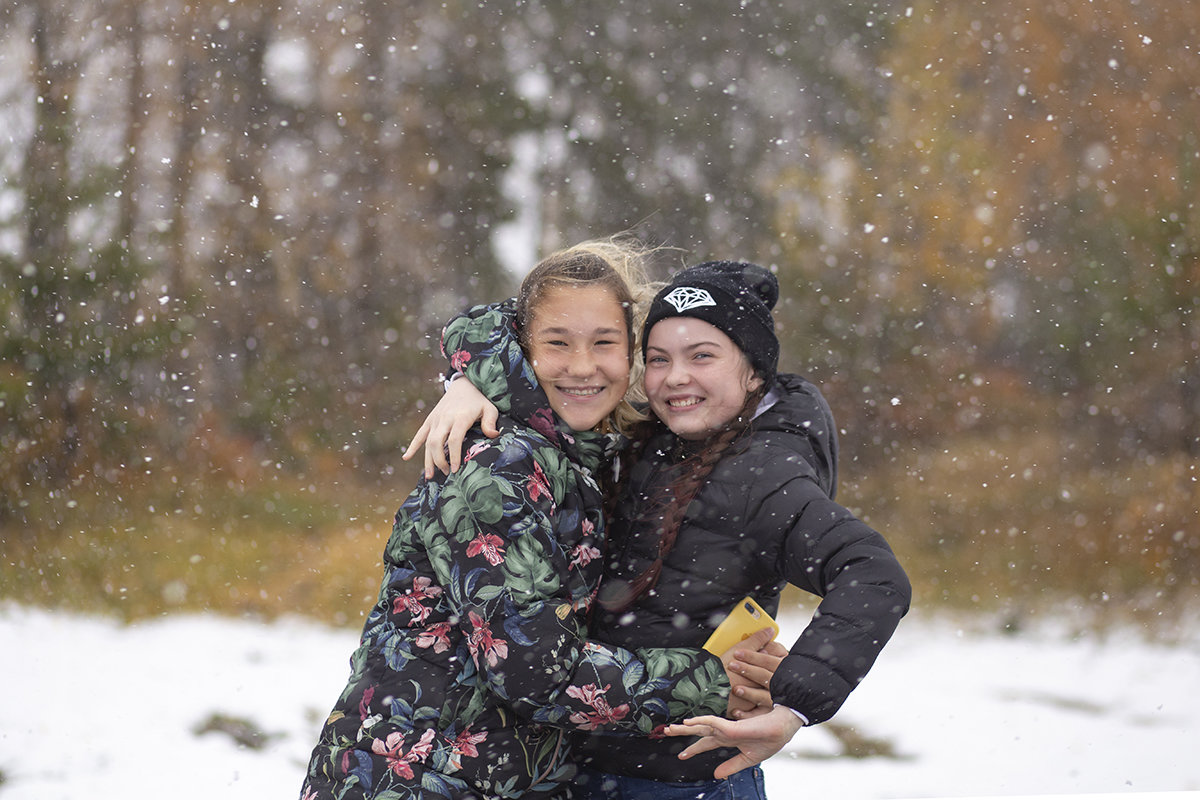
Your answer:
[1,0,1196,625]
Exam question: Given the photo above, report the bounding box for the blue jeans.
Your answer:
[575,766,767,800]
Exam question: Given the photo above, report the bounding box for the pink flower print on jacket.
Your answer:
[528,407,558,442]
[358,685,376,721]
[449,349,472,373]
[371,728,436,779]
[569,542,601,571]
[447,727,488,772]
[466,611,509,668]
[527,460,553,508]
[415,621,452,653]
[565,683,631,730]
[466,532,506,565]
[463,439,490,464]
[392,576,443,625]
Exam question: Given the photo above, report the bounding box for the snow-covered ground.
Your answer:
[2,603,1198,800]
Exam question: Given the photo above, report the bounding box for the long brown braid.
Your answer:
[599,384,768,613]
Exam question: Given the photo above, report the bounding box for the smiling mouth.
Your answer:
[667,397,702,408]
[558,387,604,398]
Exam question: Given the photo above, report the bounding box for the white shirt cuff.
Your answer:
[774,703,809,726]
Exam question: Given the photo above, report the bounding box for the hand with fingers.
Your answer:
[716,627,785,719]
[663,705,806,779]
[401,377,499,478]
[724,637,789,719]
[672,629,800,778]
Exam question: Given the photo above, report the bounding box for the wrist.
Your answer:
[772,703,809,727]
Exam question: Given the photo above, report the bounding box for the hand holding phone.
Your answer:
[702,596,779,656]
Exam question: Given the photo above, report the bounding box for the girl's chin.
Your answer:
[655,405,699,423]
[653,407,727,440]
[555,403,617,432]
[668,425,712,440]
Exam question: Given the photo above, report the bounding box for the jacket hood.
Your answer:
[755,373,839,499]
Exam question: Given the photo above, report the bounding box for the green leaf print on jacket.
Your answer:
[502,530,561,600]
[441,299,525,419]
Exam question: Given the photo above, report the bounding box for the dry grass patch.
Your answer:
[841,430,1199,630]
[5,430,1197,634]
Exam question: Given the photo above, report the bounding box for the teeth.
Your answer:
[561,387,602,397]
[668,397,701,408]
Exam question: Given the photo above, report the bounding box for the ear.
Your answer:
[746,371,764,393]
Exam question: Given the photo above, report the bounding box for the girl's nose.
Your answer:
[664,361,689,386]
[566,349,596,376]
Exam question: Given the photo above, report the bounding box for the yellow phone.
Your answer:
[702,596,779,655]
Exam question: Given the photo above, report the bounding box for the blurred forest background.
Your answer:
[1,0,1196,633]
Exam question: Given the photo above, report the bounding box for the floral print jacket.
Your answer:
[300,302,729,800]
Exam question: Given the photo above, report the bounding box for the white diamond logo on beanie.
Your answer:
[663,286,717,313]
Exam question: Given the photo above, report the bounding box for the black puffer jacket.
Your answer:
[572,373,912,781]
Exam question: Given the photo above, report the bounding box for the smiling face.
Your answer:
[525,283,632,432]
[643,316,763,440]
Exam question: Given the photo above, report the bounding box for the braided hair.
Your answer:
[599,384,767,613]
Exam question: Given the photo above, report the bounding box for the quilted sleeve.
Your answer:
[766,473,912,725]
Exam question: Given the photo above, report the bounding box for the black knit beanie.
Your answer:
[642,260,780,383]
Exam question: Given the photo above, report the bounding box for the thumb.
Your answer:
[481,404,501,438]
[741,625,777,653]
[713,752,754,780]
